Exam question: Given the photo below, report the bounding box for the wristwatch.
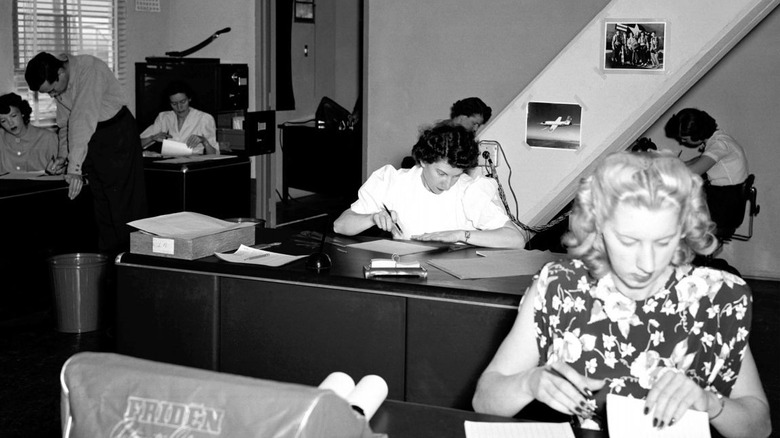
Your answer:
[464,230,471,243]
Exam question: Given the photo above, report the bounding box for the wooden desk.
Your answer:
[371,400,604,438]
[143,156,251,219]
[115,229,550,410]
[0,179,97,320]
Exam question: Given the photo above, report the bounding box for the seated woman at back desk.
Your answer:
[333,122,525,249]
[0,92,59,174]
[140,80,218,155]
[472,152,770,437]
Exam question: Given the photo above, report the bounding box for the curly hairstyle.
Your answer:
[563,152,717,278]
[410,121,479,170]
[0,93,33,125]
[24,52,65,92]
[664,108,718,145]
[449,97,492,123]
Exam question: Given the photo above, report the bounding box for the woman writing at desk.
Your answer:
[140,80,218,155]
[472,152,770,437]
[0,92,59,174]
[333,122,525,249]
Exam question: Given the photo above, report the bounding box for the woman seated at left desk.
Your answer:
[333,121,526,249]
[0,92,59,174]
[139,80,218,155]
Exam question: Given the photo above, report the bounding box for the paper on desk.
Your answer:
[427,249,563,280]
[161,139,193,156]
[215,244,306,267]
[607,394,710,438]
[464,421,574,438]
[346,239,438,256]
[155,154,235,164]
[127,211,255,240]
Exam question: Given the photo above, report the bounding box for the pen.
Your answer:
[382,203,403,234]
[246,253,270,261]
[545,366,593,399]
[255,242,281,250]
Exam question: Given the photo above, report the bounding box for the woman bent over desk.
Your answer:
[333,122,525,249]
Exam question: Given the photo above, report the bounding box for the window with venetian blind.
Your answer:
[12,0,127,126]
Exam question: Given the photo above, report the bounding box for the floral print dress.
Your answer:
[531,259,752,427]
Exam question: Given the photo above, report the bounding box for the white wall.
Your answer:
[125,0,257,114]
[365,0,610,176]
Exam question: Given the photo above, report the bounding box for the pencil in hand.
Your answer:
[382,203,403,234]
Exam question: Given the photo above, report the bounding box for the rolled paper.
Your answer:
[346,375,388,421]
[318,371,355,400]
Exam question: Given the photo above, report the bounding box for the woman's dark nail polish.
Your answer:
[658,421,665,429]
[669,418,676,427]
[652,418,658,427]
[643,407,649,415]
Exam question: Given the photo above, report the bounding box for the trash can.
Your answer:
[48,253,109,333]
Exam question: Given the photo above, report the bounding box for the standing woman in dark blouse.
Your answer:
[473,152,771,437]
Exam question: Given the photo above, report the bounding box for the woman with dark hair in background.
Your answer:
[0,92,59,174]
[334,121,524,248]
[665,108,748,238]
[140,80,218,155]
[449,97,492,133]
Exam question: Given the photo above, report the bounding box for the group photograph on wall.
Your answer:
[603,21,667,72]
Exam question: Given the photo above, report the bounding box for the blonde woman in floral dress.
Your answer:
[472,152,771,437]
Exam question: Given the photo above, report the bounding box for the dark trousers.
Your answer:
[83,106,147,256]
[705,183,745,239]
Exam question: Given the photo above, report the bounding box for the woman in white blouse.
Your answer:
[333,121,525,249]
[140,80,218,155]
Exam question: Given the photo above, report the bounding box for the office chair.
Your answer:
[696,174,759,277]
[724,174,760,242]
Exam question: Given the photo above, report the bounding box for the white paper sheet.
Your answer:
[607,394,711,438]
[128,211,255,239]
[161,139,193,156]
[464,421,575,438]
[155,155,235,164]
[215,244,307,267]
[346,239,438,256]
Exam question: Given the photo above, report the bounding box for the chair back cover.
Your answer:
[60,352,375,438]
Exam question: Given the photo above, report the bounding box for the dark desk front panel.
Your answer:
[1,180,97,320]
[116,266,220,370]
[220,278,407,401]
[144,156,251,219]
[405,299,517,410]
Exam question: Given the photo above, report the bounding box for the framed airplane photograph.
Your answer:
[526,101,582,150]
[603,20,667,73]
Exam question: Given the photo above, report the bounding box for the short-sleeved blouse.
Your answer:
[701,130,748,186]
[532,259,752,417]
[349,164,510,240]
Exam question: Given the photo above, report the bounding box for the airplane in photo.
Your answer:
[540,115,573,132]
